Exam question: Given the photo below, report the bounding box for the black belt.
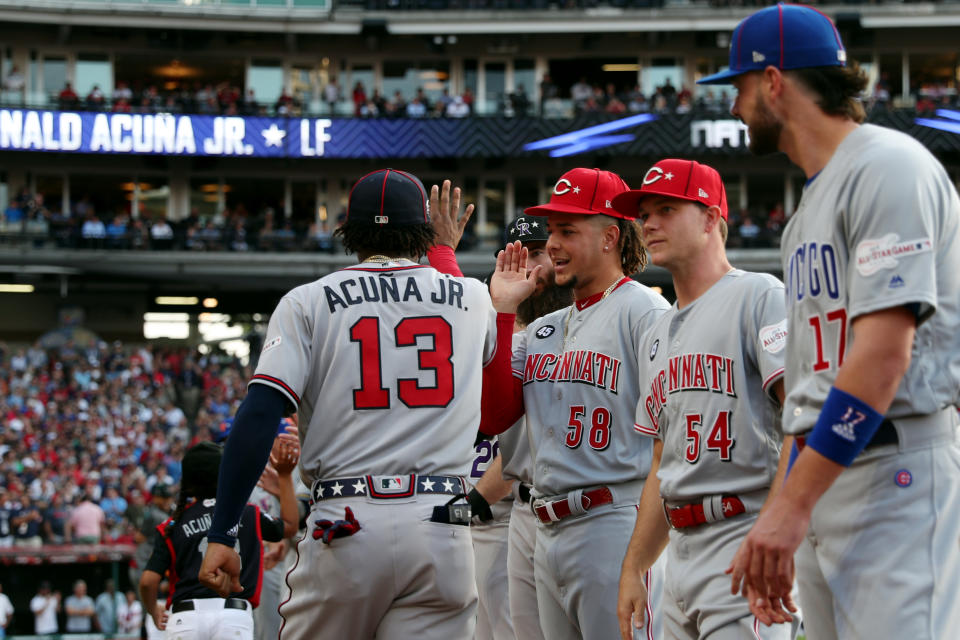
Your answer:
[171,598,248,614]
[797,418,898,452]
[518,483,532,504]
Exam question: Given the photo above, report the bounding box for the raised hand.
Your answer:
[430,180,475,250]
[489,241,543,314]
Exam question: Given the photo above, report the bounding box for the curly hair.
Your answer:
[334,222,437,260]
[786,61,869,123]
[617,218,648,276]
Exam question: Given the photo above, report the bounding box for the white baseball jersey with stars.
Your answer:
[510,279,670,496]
[250,259,498,484]
[780,124,960,434]
[633,270,787,501]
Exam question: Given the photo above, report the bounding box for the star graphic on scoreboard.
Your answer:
[262,124,286,147]
[441,479,455,493]
[330,481,344,496]
[664,172,675,181]
[572,186,581,194]
[420,478,436,492]
[352,480,366,495]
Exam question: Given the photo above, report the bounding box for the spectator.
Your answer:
[242,89,259,116]
[540,73,558,112]
[113,81,133,103]
[131,484,173,588]
[0,488,12,547]
[105,215,128,248]
[275,90,296,116]
[435,88,454,116]
[95,579,124,635]
[81,212,107,247]
[571,76,592,106]
[2,65,25,102]
[86,85,105,111]
[58,82,79,110]
[2,199,23,225]
[461,87,474,114]
[68,494,106,544]
[117,590,142,635]
[0,581,13,639]
[406,97,427,118]
[323,78,340,113]
[605,95,627,115]
[627,85,649,113]
[739,216,761,247]
[445,95,470,118]
[30,582,59,636]
[510,84,531,116]
[150,218,174,249]
[352,81,367,116]
[42,493,70,544]
[360,99,380,118]
[12,494,43,547]
[64,580,96,634]
[100,486,128,531]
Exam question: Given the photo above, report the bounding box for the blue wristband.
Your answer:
[786,440,800,477]
[805,387,884,467]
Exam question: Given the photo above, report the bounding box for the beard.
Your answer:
[746,93,782,156]
[517,279,574,326]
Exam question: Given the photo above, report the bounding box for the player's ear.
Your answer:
[601,221,621,251]
[762,66,785,101]
[703,205,723,236]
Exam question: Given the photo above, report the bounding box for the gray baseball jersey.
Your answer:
[781,124,960,433]
[511,279,669,495]
[634,270,787,501]
[251,259,498,483]
[782,123,960,639]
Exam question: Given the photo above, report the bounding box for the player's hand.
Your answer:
[430,179,474,250]
[257,463,281,497]
[262,540,286,571]
[744,583,797,626]
[270,424,300,477]
[199,541,243,597]
[490,241,543,313]
[617,565,649,640]
[152,608,169,631]
[727,494,808,604]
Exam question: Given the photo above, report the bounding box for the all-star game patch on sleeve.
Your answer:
[844,128,945,323]
[250,291,312,412]
[749,278,788,397]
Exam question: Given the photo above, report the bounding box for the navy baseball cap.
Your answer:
[698,3,847,85]
[346,169,429,226]
[507,215,549,244]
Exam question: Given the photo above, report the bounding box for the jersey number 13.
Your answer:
[350,315,454,409]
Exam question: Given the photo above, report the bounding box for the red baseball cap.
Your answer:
[524,168,633,220]
[611,159,729,220]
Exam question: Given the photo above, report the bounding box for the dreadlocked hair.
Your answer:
[334,222,437,260]
[618,218,647,276]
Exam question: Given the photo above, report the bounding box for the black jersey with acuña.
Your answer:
[147,498,283,608]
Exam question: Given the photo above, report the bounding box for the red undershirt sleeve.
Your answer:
[426,245,463,277]
[480,312,525,435]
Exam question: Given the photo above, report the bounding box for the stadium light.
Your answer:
[202,297,219,309]
[0,284,34,293]
[155,296,199,305]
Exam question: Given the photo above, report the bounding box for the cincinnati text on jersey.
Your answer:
[520,351,621,394]
[324,275,464,313]
[642,353,738,430]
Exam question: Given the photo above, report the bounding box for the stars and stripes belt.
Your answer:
[311,474,466,503]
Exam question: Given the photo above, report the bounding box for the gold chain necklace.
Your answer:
[560,277,623,352]
[362,255,400,263]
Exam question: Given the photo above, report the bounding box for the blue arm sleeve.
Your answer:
[207,384,287,546]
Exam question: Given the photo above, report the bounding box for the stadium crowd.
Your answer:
[0,340,248,551]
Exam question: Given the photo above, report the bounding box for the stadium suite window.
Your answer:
[382,61,450,103]
[248,61,284,105]
[37,55,67,101]
[641,58,682,100]
[75,54,112,99]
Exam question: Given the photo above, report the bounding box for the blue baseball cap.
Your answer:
[698,3,847,85]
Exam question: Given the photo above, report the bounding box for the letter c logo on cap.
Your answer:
[642,167,664,185]
[553,178,573,195]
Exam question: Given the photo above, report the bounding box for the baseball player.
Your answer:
[460,215,569,640]
[139,438,299,640]
[481,168,670,640]
[699,5,960,638]
[199,169,537,640]
[611,158,798,639]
